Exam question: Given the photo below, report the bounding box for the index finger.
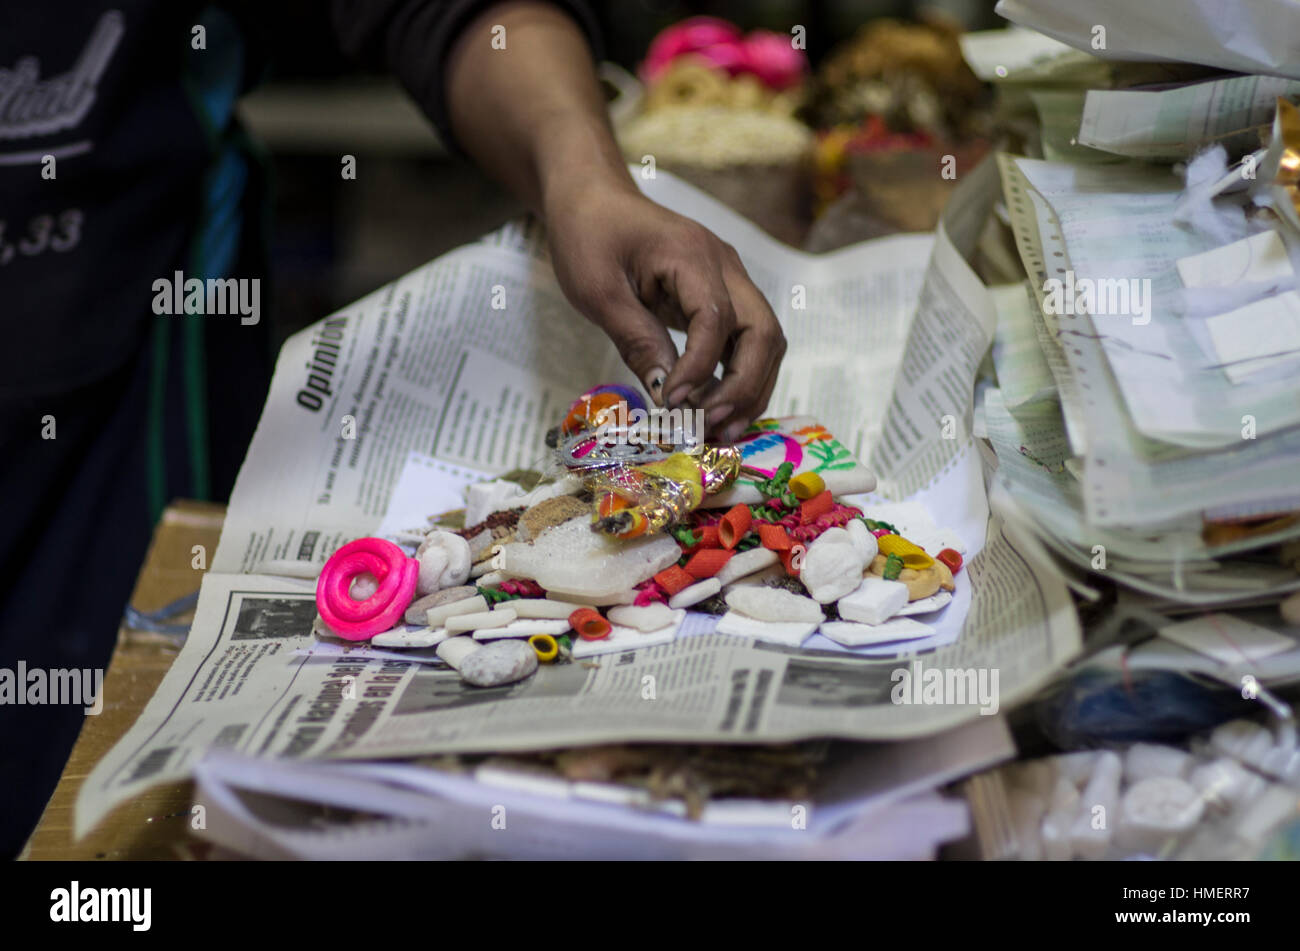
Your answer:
[699,264,786,427]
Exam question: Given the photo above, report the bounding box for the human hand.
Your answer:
[544,177,787,442]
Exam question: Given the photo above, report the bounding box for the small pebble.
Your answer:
[800,538,865,604]
[547,588,637,607]
[608,602,676,631]
[725,586,823,623]
[473,618,571,640]
[715,611,816,647]
[570,617,681,658]
[436,636,481,670]
[446,608,516,633]
[426,594,488,628]
[405,586,479,625]
[415,531,472,595]
[350,572,379,600]
[837,577,909,626]
[819,617,933,647]
[845,518,879,564]
[372,627,451,649]
[668,578,722,609]
[509,598,590,619]
[714,547,778,586]
[459,639,538,687]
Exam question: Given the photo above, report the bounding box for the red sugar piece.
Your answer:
[778,545,804,577]
[653,565,696,597]
[684,547,734,579]
[569,607,611,641]
[799,490,833,524]
[758,523,795,551]
[719,504,753,549]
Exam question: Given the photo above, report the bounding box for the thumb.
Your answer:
[589,284,680,406]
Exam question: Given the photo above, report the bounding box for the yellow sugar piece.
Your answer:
[876,534,934,569]
[789,472,825,500]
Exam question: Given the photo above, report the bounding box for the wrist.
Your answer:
[536,112,638,217]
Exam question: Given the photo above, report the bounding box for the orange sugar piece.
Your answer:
[719,504,753,549]
[568,607,610,641]
[758,523,794,551]
[684,548,733,579]
[799,489,833,524]
[653,565,696,596]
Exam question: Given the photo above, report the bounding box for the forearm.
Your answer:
[444,1,636,216]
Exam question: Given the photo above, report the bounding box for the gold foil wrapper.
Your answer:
[587,444,743,537]
[697,444,743,495]
[1273,97,1300,220]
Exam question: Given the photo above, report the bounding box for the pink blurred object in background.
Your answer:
[641,16,806,90]
[740,29,807,90]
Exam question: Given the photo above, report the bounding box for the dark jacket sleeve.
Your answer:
[329,0,604,155]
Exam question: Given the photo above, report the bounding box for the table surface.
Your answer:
[23,500,227,860]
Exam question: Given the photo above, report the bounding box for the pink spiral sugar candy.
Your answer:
[316,537,418,640]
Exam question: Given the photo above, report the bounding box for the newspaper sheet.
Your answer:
[1078,75,1300,160]
[76,167,1079,837]
[187,714,1010,859]
[995,0,1300,79]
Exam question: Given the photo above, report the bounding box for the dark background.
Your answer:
[251,0,1001,349]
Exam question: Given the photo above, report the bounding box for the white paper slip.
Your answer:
[1157,613,1296,666]
[377,452,495,536]
[1177,231,1294,290]
[820,617,935,648]
[1204,291,1300,383]
[570,618,681,659]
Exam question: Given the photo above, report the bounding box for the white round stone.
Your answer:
[608,603,676,631]
[725,585,823,623]
[460,639,538,687]
[668,578,722,609]
[416,531,472,594]
[845,518,879,564]
[799,539,865,604]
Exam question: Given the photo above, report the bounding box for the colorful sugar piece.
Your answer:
[788,471,825,501]
[937,548,963,573]
[569,607,611,641]
[758,523,795,551]
[799,489,833,525]
[530,634,559,663]
[876,534,934,569]
[718,504,753,549]
[684,547,733,579]
[778,545,804,577]
[316,537,418,640]
[653,564,697,597]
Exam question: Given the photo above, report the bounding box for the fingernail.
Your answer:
[645,367,667,403]
[723,422,745,444]
[705,403,734,427]
[667,385,692,408]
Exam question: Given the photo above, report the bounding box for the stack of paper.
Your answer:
[958,8,1300,609]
